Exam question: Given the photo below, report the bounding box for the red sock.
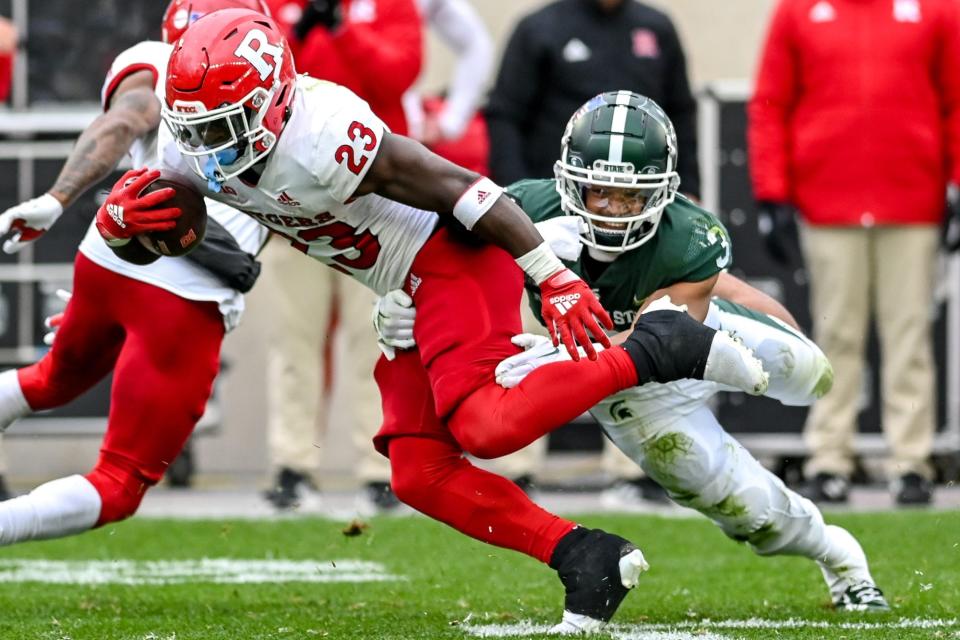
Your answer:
[388,436,575,563]
[448,346,637,459]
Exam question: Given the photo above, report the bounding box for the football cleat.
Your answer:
[892,472,933,505]
[834,582,891,612]
[819,525,889,612]
[263,467,317,511]
[703,331,769,396]
[802,472,850,504]
[549,527,649,633]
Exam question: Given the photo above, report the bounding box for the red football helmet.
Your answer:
[161,0,272,44]
[162,8,296,185]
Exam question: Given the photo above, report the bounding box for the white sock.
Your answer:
[0,475,102,546]
[0,369,31,432]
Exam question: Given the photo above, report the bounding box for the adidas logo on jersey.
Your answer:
[277,191,301,207]
[548,292,581,315]
[106,204,125,228]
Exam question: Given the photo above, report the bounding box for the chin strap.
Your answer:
[586,245,619,262]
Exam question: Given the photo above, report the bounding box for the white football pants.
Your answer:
[596,301,869,578]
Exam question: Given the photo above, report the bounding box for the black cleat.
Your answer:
[548,527,649,633]
[801,472,850,504]
[263,467,314,510]
[892,472,933,506]
[365,481,401,511]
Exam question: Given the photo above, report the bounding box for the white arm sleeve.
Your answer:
[425,0,493,140]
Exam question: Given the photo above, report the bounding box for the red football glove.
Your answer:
[539,268,613,361]
[95,168,180,245]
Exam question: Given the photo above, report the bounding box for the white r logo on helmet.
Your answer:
[234,28,283,81]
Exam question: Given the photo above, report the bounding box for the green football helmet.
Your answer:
[554,91,680,253]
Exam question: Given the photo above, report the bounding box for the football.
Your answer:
[136,177,207,257]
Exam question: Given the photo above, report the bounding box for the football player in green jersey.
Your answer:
[375,91,888,616]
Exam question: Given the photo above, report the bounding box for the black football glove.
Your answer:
[757,200,801,267]
[943,184,960,253]
[294,0,343,40]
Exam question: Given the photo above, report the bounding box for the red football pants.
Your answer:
[374,231,636,564]
[18,254,225,525]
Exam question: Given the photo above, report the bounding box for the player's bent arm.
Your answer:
[601,277,720,347]
[641,274,720,323]
[712,271,800,331]
[354,132,543,258]
[49,71,161,208]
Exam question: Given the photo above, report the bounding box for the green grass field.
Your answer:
[0,510,957,639]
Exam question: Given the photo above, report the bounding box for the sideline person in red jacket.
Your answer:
[748,0,960,506]
[0,17,16,104]
[266,0,422,134]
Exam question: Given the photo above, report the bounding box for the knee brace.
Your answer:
[708,300,833,406]
[85,453,153,526]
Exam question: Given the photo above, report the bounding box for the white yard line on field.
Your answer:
[464,622,730,640]
[0,558,406,584]
[464,617,960,638]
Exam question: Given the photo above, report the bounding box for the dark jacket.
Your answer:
[486,0,699,196]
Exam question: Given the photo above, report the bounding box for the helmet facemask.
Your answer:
[163,85,279,188]
[555,158,679,253]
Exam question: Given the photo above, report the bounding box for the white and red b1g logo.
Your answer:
[234,28,283,81]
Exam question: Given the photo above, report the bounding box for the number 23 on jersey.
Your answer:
[335,121,378,175]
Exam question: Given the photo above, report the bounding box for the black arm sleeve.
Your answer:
[485,18,541,185]
[185,217,262,293]
[660,20,699,198]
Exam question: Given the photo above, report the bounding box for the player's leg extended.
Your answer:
[707,299,833,406]
[599,398,888,610]
[376,351,648,631]
[0,255,125,431]
[0,287,224,545]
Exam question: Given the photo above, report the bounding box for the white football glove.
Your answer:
[533,217,585,262]
[372,289,416,360]
[495,333,605,388]
[0,193,65,253]
[42,289,72,346]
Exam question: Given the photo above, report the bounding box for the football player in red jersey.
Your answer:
[0,0,268,548]
[103,9,767,630]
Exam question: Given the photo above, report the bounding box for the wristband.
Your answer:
[516,241,565,285]
[453,177,503,230]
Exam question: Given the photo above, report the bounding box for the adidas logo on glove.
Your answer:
[548,292,581,314]
[106,203,126,228]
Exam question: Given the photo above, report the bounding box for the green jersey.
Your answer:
[508,179,732,332]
